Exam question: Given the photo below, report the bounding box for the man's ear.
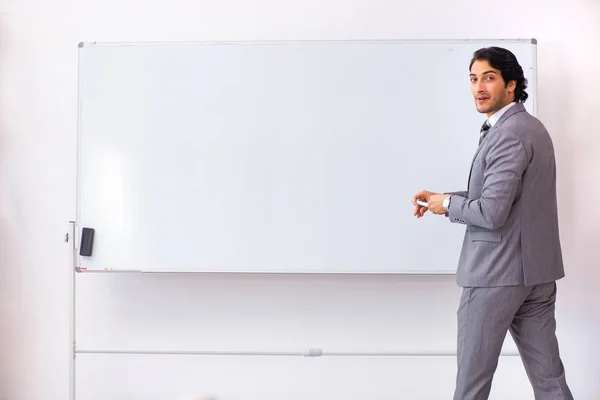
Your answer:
[507,80,517,94]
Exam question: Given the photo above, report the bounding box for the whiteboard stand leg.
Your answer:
[68,221,77,400]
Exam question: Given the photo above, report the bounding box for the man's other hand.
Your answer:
[428,194,450,215]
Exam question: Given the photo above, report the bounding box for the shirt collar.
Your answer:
[487,101,516,127]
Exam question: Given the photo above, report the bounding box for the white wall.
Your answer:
[1,1,599,399]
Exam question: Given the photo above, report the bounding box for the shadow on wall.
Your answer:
[0,14,11,393]
[0,15,11,390]
[0,14,38,396]
[537,39,600,397]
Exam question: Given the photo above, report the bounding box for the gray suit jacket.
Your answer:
[447,103,565,287]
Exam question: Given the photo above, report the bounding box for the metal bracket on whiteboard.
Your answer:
[68,221,81,272]
[304,348,323,357]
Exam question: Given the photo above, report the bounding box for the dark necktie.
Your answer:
[479,120,491,144]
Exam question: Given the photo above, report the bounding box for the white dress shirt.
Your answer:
[487,101,516,127]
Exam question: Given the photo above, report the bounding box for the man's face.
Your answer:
[470,60,516,117]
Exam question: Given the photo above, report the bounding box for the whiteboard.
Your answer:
[76,39,537,273]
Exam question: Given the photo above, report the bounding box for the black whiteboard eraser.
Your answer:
[80,227,95,256]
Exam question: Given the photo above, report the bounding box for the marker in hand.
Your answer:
[416,200,429,207]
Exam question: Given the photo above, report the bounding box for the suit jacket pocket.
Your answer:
[469,229,502,242]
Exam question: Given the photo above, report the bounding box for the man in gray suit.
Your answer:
[412,47,573,399]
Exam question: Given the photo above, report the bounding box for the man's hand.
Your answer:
[412,190,439,218]
[428,194,450,215]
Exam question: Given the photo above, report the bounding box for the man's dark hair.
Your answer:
[470,47,528,103]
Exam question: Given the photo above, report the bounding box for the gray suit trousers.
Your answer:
[454,282,573,400]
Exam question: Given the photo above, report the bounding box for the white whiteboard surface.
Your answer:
[76,40,536,273]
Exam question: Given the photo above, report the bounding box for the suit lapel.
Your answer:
[466,103,527,192]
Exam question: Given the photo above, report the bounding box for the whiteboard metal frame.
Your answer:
[79,38,537,46]
[70,38,537,400]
